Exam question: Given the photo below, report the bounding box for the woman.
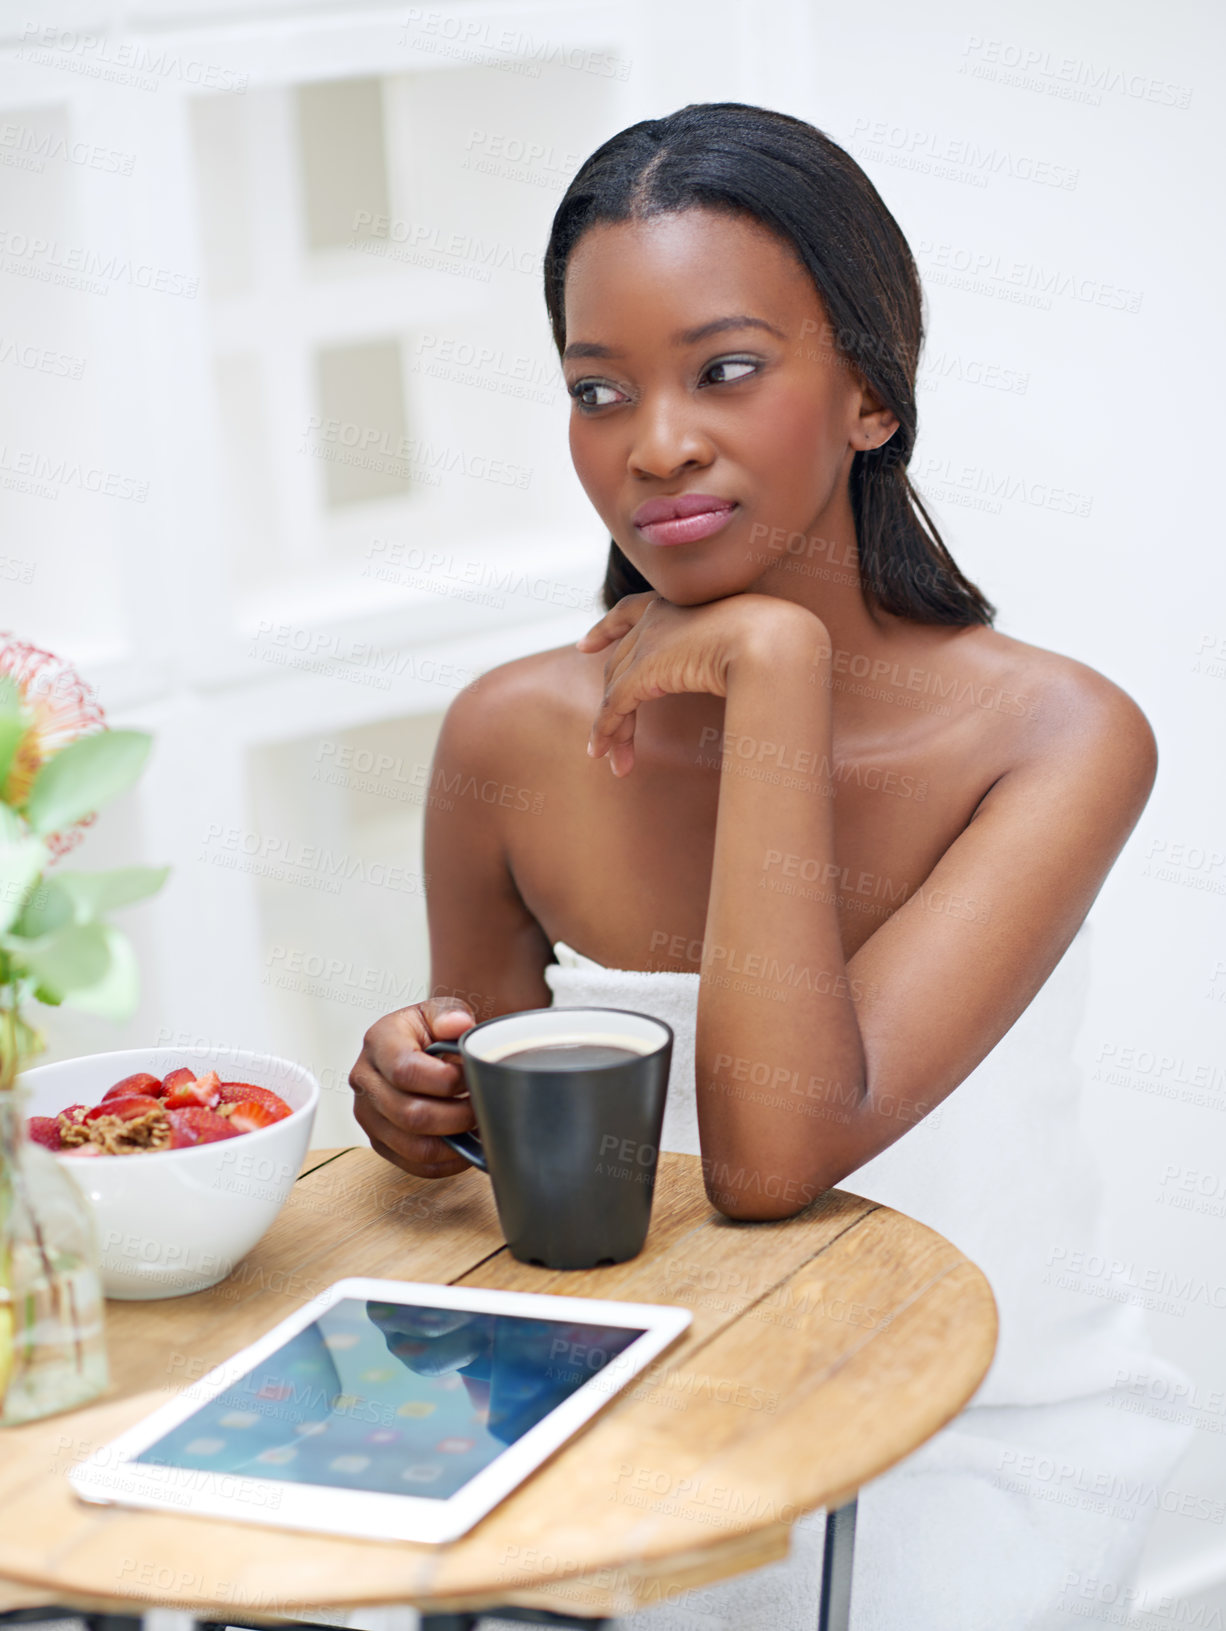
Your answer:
[350,104,1191,1628]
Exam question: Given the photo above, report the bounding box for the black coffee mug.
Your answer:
[424,1005,673,1270]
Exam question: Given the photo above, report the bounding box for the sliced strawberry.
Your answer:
[58,1103,90,1124]
[27,1116,62,1150]
[224,1099,281,1134]
[217,1082,292,1120]
[164,1069,221,1110]
[166,1107,238,1148]
[102,1072,163,1102]
[161,1067,197,1096]
[84,1095,163,1122]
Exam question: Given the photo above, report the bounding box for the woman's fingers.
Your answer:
[350,1057,477,1139]
[361,1117,472,1181]
[599,708,638,777]
[588,669,654,774]
[574,591,655,651]
[351,1066,476,1178]
[362,1003,473,1096]
[577,594,666,776]
[349,1000,480,1179]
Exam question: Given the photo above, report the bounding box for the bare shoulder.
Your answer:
[960,624,1157,814]
[437,643,590,773]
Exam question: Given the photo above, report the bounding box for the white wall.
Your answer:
[0,0,1221,1610]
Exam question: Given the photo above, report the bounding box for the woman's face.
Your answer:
[561,207,897,605]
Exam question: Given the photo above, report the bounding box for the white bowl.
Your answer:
[21,1046,320,1300]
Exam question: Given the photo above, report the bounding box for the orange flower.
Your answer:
[0,635,107,858]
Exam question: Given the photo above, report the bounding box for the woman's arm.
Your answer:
[697,618,1155,1219]
[695,613,861,1216]
[423,667,557,1022]
[350,666,556,1178]
[581,593,1156,1222]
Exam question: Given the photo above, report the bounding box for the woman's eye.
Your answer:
[703,357,758,385]
[568,380,625,409]
[567,358,757,408]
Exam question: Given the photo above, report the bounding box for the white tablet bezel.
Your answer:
[68,1276,691,1544]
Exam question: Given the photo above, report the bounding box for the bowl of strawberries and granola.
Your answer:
[20,1046,320,1299]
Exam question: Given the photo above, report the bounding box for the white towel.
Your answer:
[546,942,705,1158]
[539,927,1196,1630]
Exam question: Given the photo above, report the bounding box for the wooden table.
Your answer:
[0,1146,997,1631]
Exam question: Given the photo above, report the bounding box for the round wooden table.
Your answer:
[0,1146,997,1630]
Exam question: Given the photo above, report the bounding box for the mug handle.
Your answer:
[424,1039,488,1172]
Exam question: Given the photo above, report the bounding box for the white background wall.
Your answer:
[1,0,1222,1614]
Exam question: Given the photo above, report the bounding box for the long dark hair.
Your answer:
[543,102,994,625]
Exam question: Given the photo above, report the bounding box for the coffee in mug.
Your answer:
[482,1036,650,1072]
[425,1007,673,1270]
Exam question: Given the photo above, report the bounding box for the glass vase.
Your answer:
[0,1088,108,1425]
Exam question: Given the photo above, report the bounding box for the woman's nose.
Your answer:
[627,394,715,480]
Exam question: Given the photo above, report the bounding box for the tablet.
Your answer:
[69,1277,691,1543]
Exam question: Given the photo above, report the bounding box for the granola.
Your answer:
[58,1105,172,1153]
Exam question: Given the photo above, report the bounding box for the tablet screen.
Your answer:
[132,1298,647,1501]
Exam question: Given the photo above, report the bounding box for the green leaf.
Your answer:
[0,711,25,798]
[11,878,72,939]
[23,730,152,835]
[9,921,110,1000]
[52,865,170,922]
[0,837,47,934]
[13,866,170,939]
[62,925,140,1021]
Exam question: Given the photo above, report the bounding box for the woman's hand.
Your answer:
[575,590,822,775]
[349,999,479,1178]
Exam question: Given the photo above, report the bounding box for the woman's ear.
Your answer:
[854,382,900,453]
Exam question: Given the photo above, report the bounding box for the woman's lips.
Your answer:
[635,500,738,547]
